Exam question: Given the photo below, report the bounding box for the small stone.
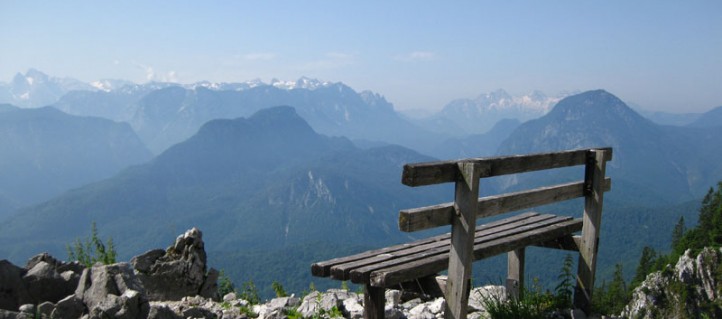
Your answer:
[385,289,402,308]
[223,292,237,302]
[401,298,422,310]
[342,298,364,319]
[385,308,404,319]
[428,298,445,314]
[51,295,85,319]
[37,301,55,318]
[18,304,35,313]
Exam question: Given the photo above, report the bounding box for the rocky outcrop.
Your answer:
[621,247,722,318]
[131,227,218,301]
[0,227,220,318]
[0,253,84,311]
[75,262,150,318]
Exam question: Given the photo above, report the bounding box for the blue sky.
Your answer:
[1,1,721,112]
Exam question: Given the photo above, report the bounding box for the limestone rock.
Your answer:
[297,291,321,318]
[0,309,32,319]
[74,262,149,318]
[132,228,218,301]
[37,301,54,318]
[621,248,722,318]
[342,297,364,319]
[385,289,401,308]
[130,249,164,273]
[16,305,33,314]
[147,304,181,319]
[468,285,506,312]
[51,295,85,319]
[408,303,435,319]
[0,260,31,311]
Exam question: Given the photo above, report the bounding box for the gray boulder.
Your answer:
[74,262,149,318]
[0,309,32,319]
[0,260,31,311]
[147,304,181,319]
[131,228,218,301]
[37,301,54,318]
[51,295,84,319]
[21,253,83,305]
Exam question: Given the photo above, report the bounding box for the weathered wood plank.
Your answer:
[574,149,608,313]
[337,214,557,282]
[371,219,583,287]
[318,212,541,280]
[399,178,611,232]
[353,215,576,285]
[402,147,612,187]
[445,162,481,319]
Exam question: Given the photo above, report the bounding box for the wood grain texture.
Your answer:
[402,147,612,187]
[574,149,608,313]
[399,178,611,232]
[370,218,583,287]
[445,162,480,319]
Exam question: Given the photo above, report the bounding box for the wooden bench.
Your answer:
[311,148,612,319]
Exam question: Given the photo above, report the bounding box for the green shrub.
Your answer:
[272,281,288,297]
[479,278,556,319]
[66,222,117,267]
[218,270,236,297]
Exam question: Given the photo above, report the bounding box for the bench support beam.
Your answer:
[574,149,608,313]
[445,162,481,319]
[506,248,526,299]
[363,285,385,319]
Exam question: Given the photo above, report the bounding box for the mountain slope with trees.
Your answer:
[0,106,448,295]
[0,104,152,218]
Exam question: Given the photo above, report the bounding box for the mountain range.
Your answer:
[1,70,561,158]
[0,106,449,293]
[414,89,563,136]
[0,104,151,218]
[497,90,722,202]
[3,69,722,297]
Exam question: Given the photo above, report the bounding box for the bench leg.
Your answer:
[506,248,525,300]
[363,285,385,319]
[574,149,607,313]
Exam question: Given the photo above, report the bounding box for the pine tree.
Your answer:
[671,216,685,251]
[632,246,656,287]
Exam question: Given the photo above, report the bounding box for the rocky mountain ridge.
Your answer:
[622,247,722,318]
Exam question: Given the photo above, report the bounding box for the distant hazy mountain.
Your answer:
[687,106,722,128]
[0,106,446,279]
[53,82,175,122]
[430,89,561,135]
[0,104,152,218]
[496,90,722,203]
[124,81,443,154]
[636,109,701,126]
[428,118,521,159]
[0,69,94,108]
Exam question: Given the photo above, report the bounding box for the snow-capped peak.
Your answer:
[270,77,333,90]
[90,79,134,92]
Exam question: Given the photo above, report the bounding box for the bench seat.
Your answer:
[312,211,582,288]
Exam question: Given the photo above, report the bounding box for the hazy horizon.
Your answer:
[1,1,720,113]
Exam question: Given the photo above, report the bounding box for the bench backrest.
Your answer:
[398,147,613,232]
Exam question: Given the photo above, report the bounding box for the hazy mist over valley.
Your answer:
[1,1,721,303]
